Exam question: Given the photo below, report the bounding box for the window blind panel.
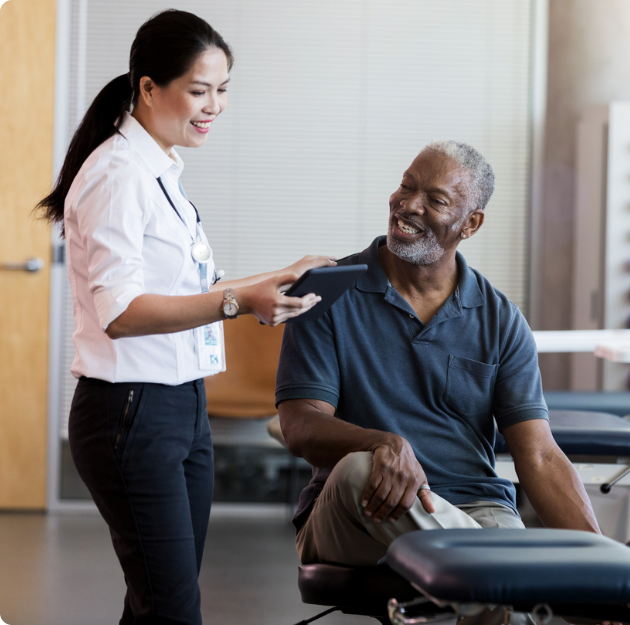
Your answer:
[59,0,534,438]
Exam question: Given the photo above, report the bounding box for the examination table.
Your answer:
[294,409,630,624]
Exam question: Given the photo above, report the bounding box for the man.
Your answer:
[275,140,599,571]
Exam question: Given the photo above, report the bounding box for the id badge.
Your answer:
[195,321,226,373]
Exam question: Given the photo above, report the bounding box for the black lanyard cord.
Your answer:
[156,177,201,227]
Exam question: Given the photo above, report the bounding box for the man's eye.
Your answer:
[432,198,446,205]
[400,184,410,190]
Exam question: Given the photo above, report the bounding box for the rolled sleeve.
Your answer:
[75,158,149,331]
[275,311,341,408]
[493,305,548,432]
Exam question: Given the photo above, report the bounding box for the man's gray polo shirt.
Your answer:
[276,236,548,530]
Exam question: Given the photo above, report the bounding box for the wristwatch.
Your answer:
[221,288,239,319]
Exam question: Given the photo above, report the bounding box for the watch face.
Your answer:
[224,301,238,317]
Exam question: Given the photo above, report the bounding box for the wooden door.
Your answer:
[0,0,56,508]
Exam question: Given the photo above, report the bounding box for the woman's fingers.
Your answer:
[260,293,321,326]
[282,293,320,309]
[289,255,337,278]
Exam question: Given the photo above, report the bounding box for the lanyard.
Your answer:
[156,177,201,232]
[156,177,216,291]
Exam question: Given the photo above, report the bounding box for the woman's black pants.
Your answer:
[69,377,213,625]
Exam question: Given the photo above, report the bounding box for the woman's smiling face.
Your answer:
[135,47,230,154]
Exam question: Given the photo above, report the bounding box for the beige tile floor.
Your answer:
[0,510,573,625]
[0,511,373,625]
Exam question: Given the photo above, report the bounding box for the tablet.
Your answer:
[284,264,368,323]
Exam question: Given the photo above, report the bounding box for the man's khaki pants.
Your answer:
[297,451,525,566]
[297,452,530,625]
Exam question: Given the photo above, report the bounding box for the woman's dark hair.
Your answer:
[36,9,233,234]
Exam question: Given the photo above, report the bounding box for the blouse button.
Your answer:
[409,313,414,319]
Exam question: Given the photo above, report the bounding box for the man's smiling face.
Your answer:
[387,149,473,265]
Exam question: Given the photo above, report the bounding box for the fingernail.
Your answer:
[364,510,371,516]
[374,518,381,524]
[361,500,368,507]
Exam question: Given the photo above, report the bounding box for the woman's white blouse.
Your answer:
[64,112,224,385]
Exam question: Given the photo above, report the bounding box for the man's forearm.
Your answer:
[278,399,398,468]
[515,446,600,533]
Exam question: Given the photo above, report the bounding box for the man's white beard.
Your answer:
[387,224,445,266]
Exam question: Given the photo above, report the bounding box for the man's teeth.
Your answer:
[192,121,210,129]
[397,219,419,234]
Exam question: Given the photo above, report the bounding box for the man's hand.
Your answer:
[361,434,435,522]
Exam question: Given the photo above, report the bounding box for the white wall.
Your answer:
[55,0,538,436]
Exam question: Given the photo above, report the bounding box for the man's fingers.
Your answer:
[372,480,407,523]
[364,480,394,519]
[418,487,435,514]
[389,485,419,522]
[362,474,387,517]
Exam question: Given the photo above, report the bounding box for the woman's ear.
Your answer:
[137,76,156,108]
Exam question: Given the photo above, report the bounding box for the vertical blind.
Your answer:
[58,0,534,437]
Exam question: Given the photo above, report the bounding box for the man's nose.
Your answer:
[401,195,425,214]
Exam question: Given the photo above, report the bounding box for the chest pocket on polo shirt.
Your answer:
[444,355,498,418]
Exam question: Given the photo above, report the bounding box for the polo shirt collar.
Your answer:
[118,112,183,179]
[356,235,485,309]
[455,249,485,309]
[355,236,389,293]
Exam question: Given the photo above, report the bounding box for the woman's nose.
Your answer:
[204,93,221,115]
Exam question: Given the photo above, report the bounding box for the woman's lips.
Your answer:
[191,120,212,133]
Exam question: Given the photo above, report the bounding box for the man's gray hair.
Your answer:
[423,140,495,213]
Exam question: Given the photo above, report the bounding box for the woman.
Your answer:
[37,9,333,624]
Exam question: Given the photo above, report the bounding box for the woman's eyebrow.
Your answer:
[189,77,231,87]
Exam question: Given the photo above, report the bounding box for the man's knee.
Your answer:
[328,451,374,500]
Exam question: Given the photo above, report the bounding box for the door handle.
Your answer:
[1,257,45,273]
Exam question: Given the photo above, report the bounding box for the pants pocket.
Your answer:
[113,387,141,462]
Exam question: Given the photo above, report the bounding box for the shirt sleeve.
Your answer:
[275,310,341,408]
[493,304,548,432]
[72,156,149,331]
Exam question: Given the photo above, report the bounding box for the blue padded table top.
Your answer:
[544,391,630,417]
[386,528,630,607]
[494,410,630,456]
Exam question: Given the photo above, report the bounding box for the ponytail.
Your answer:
[36,73,133,234]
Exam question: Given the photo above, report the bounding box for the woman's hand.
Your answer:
[236,272,322,327]
[284,255,337,278]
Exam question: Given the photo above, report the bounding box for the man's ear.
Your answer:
[461,209,485,239]
[137,76,156,108]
